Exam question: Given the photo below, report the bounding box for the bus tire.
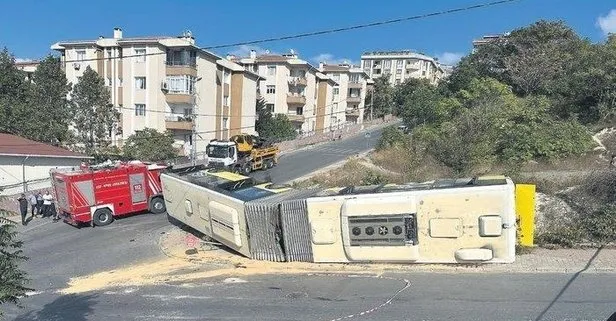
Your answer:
[93,208,114,226]
[150,197,166,214]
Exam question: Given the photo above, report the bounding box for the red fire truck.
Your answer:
[51,161,168,226]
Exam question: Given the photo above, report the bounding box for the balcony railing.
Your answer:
[165,93,195,104]
[286,93,306,105]
[166,61,197,77]
[346,95,362,103]
[348,81,363,89]
[345,108,361,117]
[288,76,308,86]
[165,115,193,131]
[287,113,305,122]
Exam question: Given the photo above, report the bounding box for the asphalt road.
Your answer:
[3,125,615,320]
[250,125,388,184]
[5,265,616,321]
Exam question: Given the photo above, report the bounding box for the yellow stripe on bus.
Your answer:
[208,171,248,182]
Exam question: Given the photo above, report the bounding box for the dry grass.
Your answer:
[306,158,402,187]
[370,145,454,182]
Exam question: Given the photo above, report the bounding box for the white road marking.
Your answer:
[222,277,247,283]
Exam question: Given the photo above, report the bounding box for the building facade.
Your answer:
[51,28,260,158]
[472,33,510,53]
[319,63,370,125]
[15,60,39,81]
[232,51,338,134]
[361,51,444,85]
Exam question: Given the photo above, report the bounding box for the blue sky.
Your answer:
[1,0,615,66]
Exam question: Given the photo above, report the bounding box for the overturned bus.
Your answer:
[160,165,518,264]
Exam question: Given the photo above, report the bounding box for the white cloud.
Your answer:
[597,9,616,35]
[228,45,271,58]
[311,53,358,66]
[434,52,464,66]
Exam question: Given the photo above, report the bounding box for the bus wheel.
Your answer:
[93,208,114,226]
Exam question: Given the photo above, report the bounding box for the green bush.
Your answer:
[581,205,616,244]
[536,225,584,248]
[376,125,409,150]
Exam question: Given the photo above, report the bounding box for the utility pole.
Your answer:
[190,77,202,166]
[370,86,374,121]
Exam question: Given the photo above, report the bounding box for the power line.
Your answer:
[59,0,519,64]
[0,100,368,147]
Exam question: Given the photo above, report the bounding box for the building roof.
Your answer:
[0,134,91,159]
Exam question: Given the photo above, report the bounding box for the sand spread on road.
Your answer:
[59,226,616,295]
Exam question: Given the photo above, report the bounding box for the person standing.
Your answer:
[36,192,43,216]
[28,193,37,218]
[42,191,53,218]
[17,194,28,226]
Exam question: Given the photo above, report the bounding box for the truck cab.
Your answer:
[206,141,238,168]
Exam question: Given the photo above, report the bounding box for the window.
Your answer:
[332,73,340,81]
[183,108,192,116]
[422,70,426,76]
[363,60,371,69]
[117,78,123,87]
[166,49,197,66]
[76,50,86,61]
[166,76,196,94]
[105,77,111,86]
[265,103,274,113]
[349,88,361,98]
[223,96,229,106]
[223,70,230,84]
[333,87,339,95]
[183,134,192,145]
[296,107,303,115]
[266,85,276,94]
[349,74,360,83]
[135,77,146,90]
[384,60,391,69]
[396,60,403,68]
[267,66,276,76]
[223,117,229,130]
[135,104,146,116]
[396,69,402,74]
[118,48,123,58]
[333,102,338,110]
[291,69,306,77]
[135,48,146,62]
[106,49,112,59]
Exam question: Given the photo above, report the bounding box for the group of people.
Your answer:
[17,191,57,226]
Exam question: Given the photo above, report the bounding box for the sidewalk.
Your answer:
[278,117,399,156]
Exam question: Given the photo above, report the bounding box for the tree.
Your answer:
[0,48,32,137]
[0,198,32,317]
[71,66,119,153]
[27,55,74,144]
[254,98,297,141]
[366,77,394,119]
[122,128,178,162]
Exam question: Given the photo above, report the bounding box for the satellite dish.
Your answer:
[186,30,192,37]
[265,49,270,54]
[290,49,295,55]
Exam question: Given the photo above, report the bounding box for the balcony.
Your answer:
[346,95,362,104]
[286,93,306,105]
[348,81,363,89]
[166,61,197,77]
[345,108,361,117]
[287,113,305,122]
[288,76,308,86]
[166,93,195,105]
[165,115,193,131]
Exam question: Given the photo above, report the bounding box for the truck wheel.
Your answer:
[150,197,166,214]
[241,164,251,175]
[93,208,114,226]
[265,159,274,169]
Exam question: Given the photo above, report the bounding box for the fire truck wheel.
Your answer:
[150,197,166,214]
[93,208,114,226]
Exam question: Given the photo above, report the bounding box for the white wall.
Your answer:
[0,156,84,195]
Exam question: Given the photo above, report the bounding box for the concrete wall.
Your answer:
[0,156,84,196]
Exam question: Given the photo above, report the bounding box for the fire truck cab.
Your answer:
[51,161,167,227]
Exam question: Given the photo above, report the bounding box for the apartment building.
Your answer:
[15,60,39,81]
[318,63,370,125]
[51,28,260,157]
[361,51,444,85]
[472,33,510,53]
[232,50,337,134]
